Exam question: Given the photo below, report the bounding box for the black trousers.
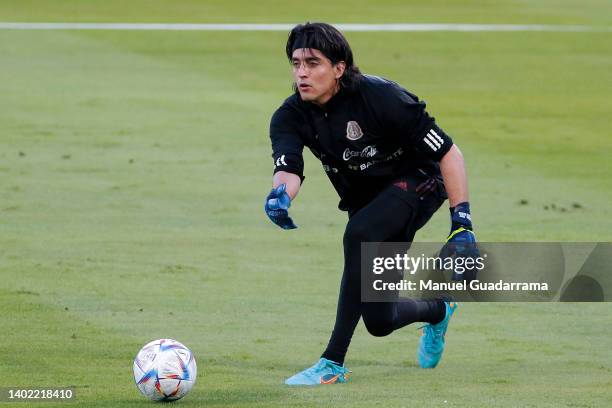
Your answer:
[321,175,446,365]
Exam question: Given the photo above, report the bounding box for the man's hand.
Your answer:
[264,184,297,230]
[440,202,479,281]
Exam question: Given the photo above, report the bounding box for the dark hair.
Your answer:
[286,22,362,91]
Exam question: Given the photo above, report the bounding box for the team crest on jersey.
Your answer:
[346,121,363,141]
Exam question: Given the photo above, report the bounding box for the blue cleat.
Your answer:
[417,301,458,368]
[285,358,351,386]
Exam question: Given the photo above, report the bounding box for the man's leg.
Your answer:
[322,181,445,364]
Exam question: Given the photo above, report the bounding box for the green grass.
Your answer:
[1,1,611,407]
[1,0,612,26]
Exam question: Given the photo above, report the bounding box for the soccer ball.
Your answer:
[133,339,197,401]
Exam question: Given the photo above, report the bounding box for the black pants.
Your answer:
[321,176,446,365]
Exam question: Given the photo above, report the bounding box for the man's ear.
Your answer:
[334,61,346,79]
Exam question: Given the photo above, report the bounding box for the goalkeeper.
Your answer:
[265,22,477,385]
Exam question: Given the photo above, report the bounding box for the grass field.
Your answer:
[1,1,611,407]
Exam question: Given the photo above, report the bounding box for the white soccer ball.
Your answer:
[133,339,197,401]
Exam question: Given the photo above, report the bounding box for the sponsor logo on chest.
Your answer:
[343,145,378,161]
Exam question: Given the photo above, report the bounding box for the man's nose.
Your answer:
[297,63,309,77]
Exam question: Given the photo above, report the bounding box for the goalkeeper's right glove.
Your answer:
[264,184,297,230]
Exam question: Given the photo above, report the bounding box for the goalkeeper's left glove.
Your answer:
[441,202,480,281]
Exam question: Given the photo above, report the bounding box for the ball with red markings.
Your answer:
[133,339,197,401]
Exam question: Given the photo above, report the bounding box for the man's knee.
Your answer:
[362,314,394,337]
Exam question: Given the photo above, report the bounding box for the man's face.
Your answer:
[291,48,345,106]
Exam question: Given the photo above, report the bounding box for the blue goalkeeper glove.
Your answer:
[440,202,479,281]
[264,184,297,230]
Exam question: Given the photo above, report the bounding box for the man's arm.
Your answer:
[267,105,305,229]
[273,171,302,200]
[439,143,478,281]
[439,144,468,207]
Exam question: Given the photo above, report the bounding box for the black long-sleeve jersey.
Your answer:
[270,74,453,211]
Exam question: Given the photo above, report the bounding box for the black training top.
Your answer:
[270,74,453,211]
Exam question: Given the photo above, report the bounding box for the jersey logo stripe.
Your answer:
[426,131,441,148]
[423,129,444,151]
[275,154,287,167]
[429,129,444,145]
[423,136,438,151]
